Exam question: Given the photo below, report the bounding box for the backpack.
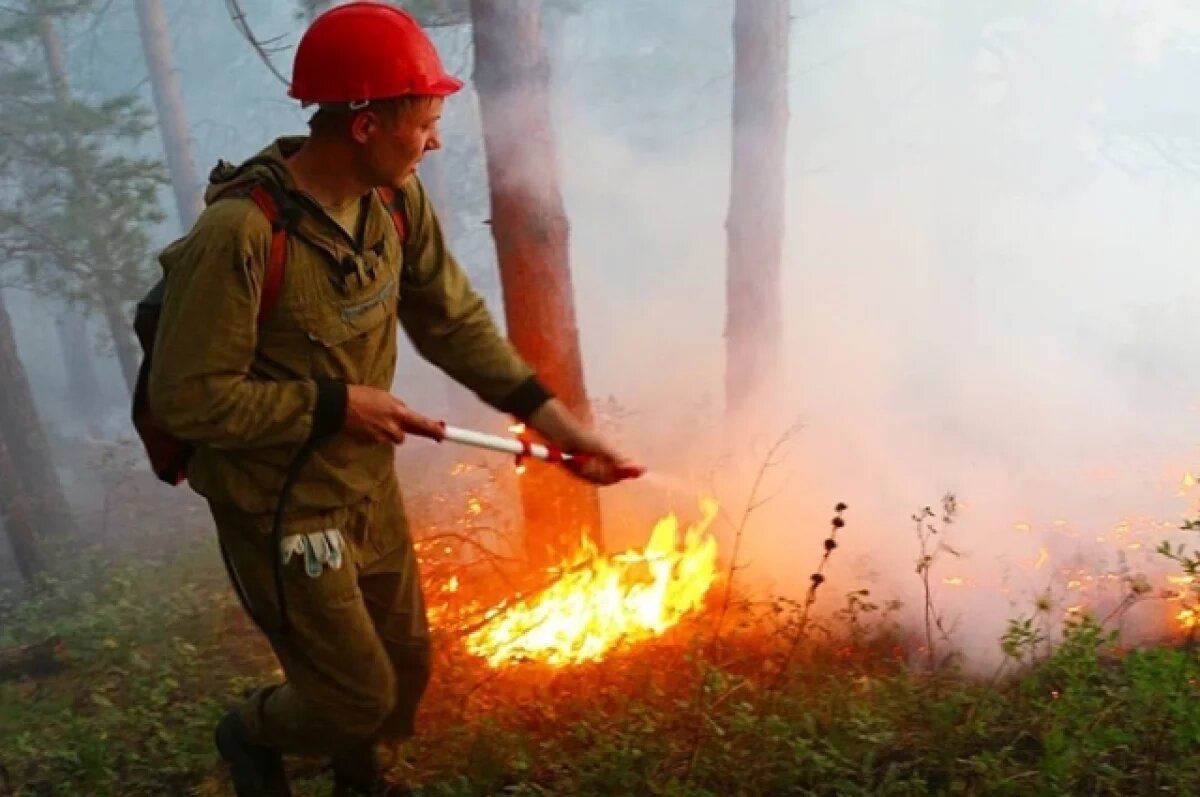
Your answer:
[132,183,408,485]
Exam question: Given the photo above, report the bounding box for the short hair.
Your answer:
[306,96,434,137]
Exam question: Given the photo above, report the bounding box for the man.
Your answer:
[146,3,634,795]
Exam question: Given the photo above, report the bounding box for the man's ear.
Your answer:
[349,111,377,144]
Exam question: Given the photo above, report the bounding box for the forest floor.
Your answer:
[2,472,1200,797]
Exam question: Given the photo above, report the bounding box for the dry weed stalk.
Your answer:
[708,426,798,659]
[914,493,959,670]
[681,424,797,782]
[771,502,848,688]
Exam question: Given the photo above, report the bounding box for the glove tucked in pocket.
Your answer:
[280,529,346,578]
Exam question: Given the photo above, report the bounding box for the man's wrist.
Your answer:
[497,375,554,422]
[526,398,590,452]
[310,378,348,441]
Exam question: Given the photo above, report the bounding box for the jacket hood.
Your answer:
[203,136,305,205]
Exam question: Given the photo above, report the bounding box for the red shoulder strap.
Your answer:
[247,185,288,324]
[375,186,407,243]
[245,186,402,325]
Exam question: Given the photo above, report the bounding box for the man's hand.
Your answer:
[563,431,643,486]
[343,385,443,445]
[527,398,641,486]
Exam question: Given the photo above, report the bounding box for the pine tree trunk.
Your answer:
[0,292,76,540]
[469,0,602,566]
[134,0,202,230]
[0,636,65,680]
[99,285,139,395]
[725,0,790,424]
[36,13,69,103]
[38,13,138,397]
[0,439,45,584]
[53,305,103,435]
[420,157,486,427]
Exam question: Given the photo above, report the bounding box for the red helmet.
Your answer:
[289,2,464,104]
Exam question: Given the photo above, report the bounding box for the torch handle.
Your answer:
[440,424,568,462]
[403,421,645,481]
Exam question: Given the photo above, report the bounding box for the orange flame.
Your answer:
[465,498,720,667]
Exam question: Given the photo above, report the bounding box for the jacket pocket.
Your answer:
[299,276,397,348]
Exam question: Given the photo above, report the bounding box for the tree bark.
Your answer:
[99,290,139,395]
[725,0,790,424]
[0,439,46,584]
[469,0,602,566]
[36,13,69,103]
[0,292,76,540]
[420,156,488,427]
[0,636,65,681]
[134,0,202,231]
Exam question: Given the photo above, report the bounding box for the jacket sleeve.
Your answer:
[396,178,553,420]
[147,199,346,450]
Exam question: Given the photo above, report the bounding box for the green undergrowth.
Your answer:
[1,527,1199,796]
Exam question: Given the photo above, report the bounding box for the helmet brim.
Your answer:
[288,73,464,103]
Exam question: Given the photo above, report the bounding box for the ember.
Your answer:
[465,498,720,667]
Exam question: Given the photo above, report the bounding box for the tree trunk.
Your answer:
[39,13,138,397]
[469,0,602,566]
[99,285,139,394]
[0,439,46,584]
[0,636,65,681]
[36,11,70,99]
[0,292,76,540]
[725,0,790,425]
[53,305,103,435]
[420,156,487,427]
[134,0,202,231]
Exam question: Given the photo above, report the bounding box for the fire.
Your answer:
[1178,608,1198,629]
[465,498,721,667]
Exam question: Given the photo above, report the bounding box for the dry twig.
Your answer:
[224,0,290,88]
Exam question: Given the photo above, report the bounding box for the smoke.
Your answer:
[16,0,1200,669]
[525,0,1200,669]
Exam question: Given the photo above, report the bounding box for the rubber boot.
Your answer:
[215,710,292,797]
[332,770,414,796]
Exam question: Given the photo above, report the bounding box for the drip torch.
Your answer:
[404,420,645,482]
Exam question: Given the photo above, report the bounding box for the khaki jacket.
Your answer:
[148,137,544,513]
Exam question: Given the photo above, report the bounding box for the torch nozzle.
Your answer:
[422,422,646,482]
[615,465,647,481]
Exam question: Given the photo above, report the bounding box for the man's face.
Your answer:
[355,97,444,186]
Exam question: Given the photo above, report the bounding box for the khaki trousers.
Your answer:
[210,474,430,773]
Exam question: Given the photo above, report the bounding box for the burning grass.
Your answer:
[462,498,719,668]
[2,474,1200,795]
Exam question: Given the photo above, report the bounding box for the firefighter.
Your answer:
[146,3,634,795]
